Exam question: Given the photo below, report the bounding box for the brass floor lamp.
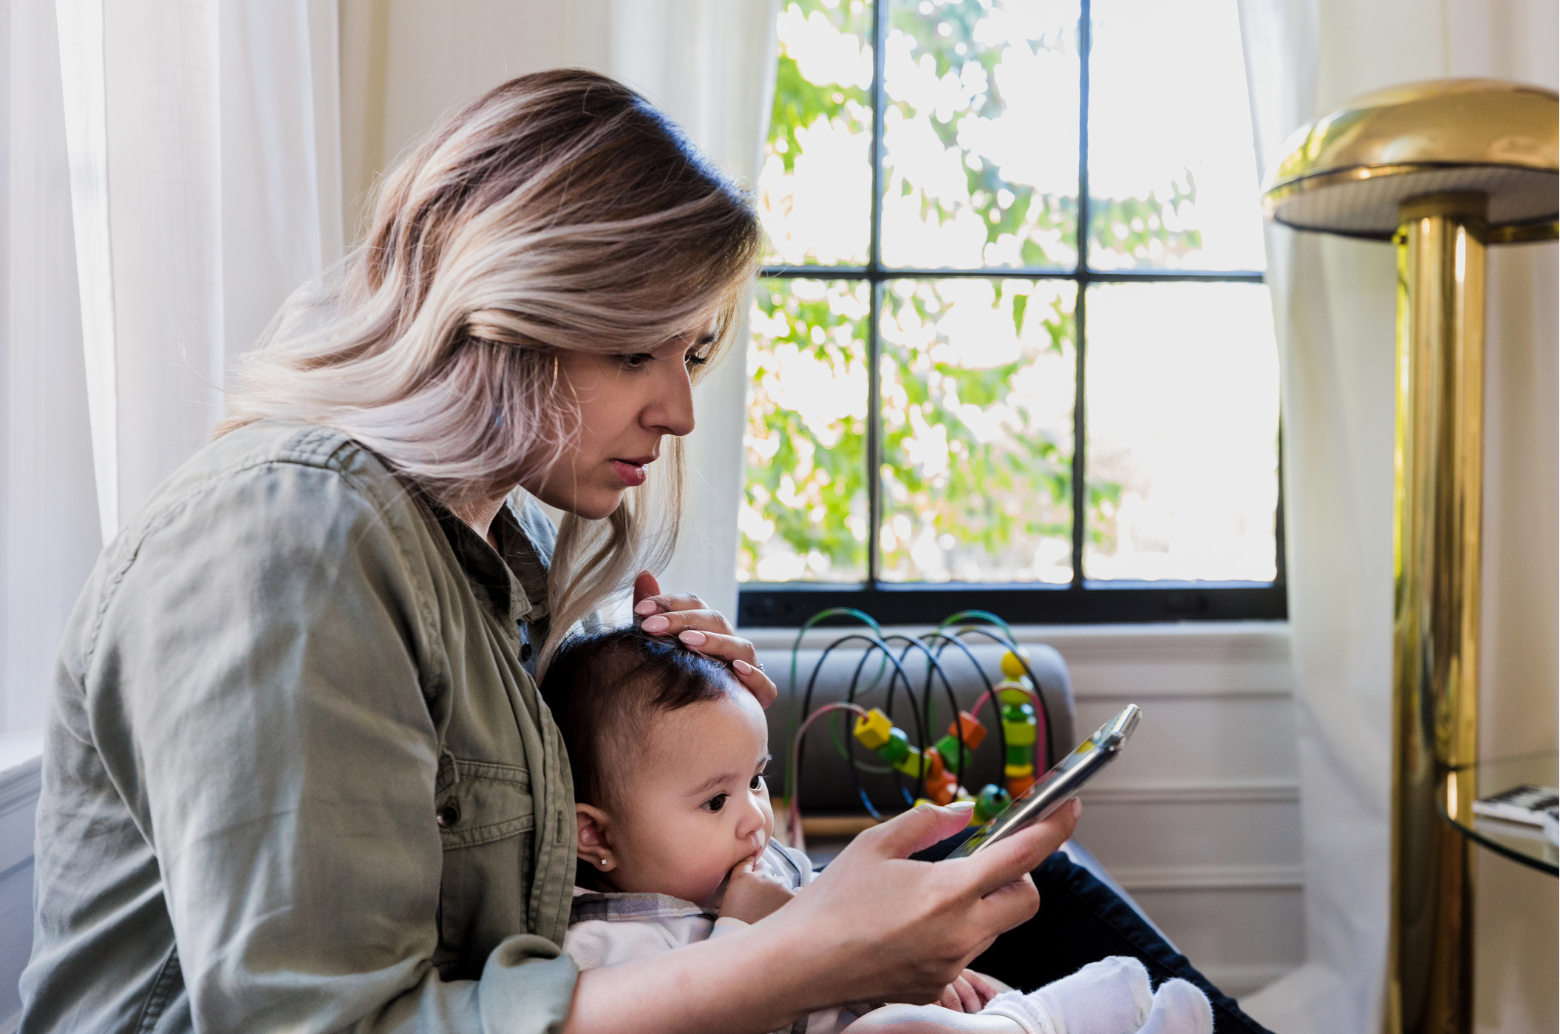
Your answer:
[1261,80,1559,1034]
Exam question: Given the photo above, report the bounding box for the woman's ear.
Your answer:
[576,803,616,871]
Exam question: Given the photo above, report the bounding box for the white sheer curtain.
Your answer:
[1,0,99,749]
[611,0,781,622]
[1236,1,1559,1030]
[1,0,339,747]
[55,0,340,543]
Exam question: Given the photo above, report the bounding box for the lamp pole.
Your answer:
[1262,80,1557,1034]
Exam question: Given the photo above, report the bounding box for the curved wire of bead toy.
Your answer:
[782,610,1053,850]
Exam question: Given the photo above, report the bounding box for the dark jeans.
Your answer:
[911,835,1275,1034]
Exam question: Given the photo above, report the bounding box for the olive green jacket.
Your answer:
[19,421,579,1033]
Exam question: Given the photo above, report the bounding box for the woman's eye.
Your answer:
[618,352,654,370]
[685,352,709,368]
[704,793,727,813]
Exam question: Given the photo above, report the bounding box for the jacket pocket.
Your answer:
[433,758,535,977]
[434,758,533,849]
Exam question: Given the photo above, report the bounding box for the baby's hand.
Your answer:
[937,969,1006,1012]
[718,852,795,924]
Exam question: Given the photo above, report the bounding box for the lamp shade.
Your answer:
[1262,79,1558,241]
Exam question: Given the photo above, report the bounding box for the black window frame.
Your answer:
[738,0,1286,628]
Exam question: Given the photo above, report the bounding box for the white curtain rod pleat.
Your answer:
[55,0,118,544]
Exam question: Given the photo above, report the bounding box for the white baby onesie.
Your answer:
[562,840,851,1034]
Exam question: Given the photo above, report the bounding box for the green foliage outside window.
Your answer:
[742,0,1206,584]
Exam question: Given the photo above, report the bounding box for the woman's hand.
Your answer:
[767,800,1079,1007]
[632,571,777,707]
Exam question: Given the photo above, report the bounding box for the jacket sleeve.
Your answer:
[83,459,576,1034]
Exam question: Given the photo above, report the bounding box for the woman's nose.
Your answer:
[643,361,696,437]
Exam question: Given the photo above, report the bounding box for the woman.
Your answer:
[19,71,1264,1034]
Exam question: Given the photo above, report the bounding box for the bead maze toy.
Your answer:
[780,609,1054,852]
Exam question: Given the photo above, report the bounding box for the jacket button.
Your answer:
[521,642,533,662]
[436,803,460,828]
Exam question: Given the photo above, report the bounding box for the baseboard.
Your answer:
[742,623,1291,661]
[1109,864,1305,892]
[1080,779,1300,805]
[0,758,41,876]
[1072,682,1292,701]
[0,757,41,817]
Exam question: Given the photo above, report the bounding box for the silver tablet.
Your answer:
[946,704,1141,859]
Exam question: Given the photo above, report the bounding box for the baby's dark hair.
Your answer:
[539,626,739,808]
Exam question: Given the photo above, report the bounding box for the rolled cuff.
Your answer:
[478,935,579,1034]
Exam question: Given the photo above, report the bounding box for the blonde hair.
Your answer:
[220,69,762,667]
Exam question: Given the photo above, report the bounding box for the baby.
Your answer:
[538,627,1212,1034]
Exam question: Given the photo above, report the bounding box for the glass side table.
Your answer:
[1438,750,1558,876]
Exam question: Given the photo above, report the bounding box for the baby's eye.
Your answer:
[749,774,763,791]
[703,793,728,813]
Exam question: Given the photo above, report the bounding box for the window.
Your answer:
[738,0,1283,627]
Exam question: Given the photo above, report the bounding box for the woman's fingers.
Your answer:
[671,628,775,706]
[728,657,778,708]
[969,872,1041,934]
[636,603,776,707]
[632,570,662,610]
[861,802,976,860]
[636,604,735,638]
[637,607,722,635]
[953,801,1077,898]
[632,573,721,626]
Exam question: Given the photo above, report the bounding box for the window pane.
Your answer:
[741,279,871,582]
[880,0,1080,270]
[880,278,1075,583]
[1083,282,1278,581]
[760,1,875,266]
[1086,0,1266,271]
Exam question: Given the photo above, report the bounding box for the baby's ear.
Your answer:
[575,803,613,867]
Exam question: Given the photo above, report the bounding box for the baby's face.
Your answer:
[602,686,774,905]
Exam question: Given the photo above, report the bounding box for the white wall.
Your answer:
[337,0,612,236]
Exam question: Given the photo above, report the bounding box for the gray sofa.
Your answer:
[762,639,1076,816]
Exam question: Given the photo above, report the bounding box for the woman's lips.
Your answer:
[610,459,649,487]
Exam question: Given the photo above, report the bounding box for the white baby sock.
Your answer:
[980,957,1154,1034]
[1133,978,1213,1034]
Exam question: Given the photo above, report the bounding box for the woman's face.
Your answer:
[522,327,714,519]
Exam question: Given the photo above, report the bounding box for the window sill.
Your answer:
[0,734,43,876]
[0,734,42,796]
[743,618,1290,659]
[737,583,1287,627]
